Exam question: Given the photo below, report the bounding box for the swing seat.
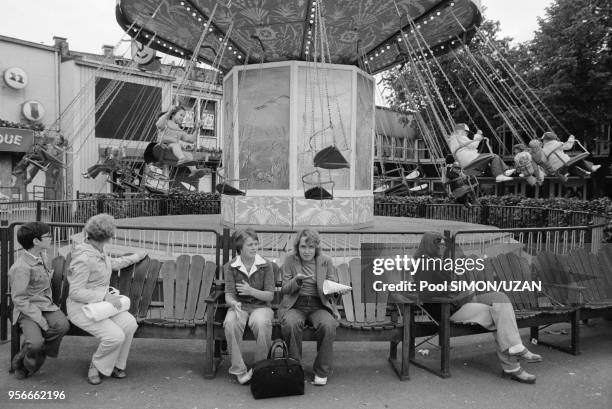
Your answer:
[404,169,421,180]
[373,184,390,194]
[25,157,50,172]
[144,142,198,167]
[215,183,246,196]
[460,153,495,173]
[142,165,171,194]
[305,186,333,200]
[313,145,349,169]
[39,148,65,167]
[409,183,430,195]
[302,170,334,200]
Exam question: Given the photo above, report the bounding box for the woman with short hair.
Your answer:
[67,214,146,385]
[223,228,274,384]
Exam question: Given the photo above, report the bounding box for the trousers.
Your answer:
[450,292,523,372]
[223,305,273,375]
[281,296,338,377]
[69,309,138,376]
[17,310,70,373]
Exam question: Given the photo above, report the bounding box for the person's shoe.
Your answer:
[237,369,253,385]
[574,166,591,177]
[558,173,569,182]
[111,367,127,379]
[11,351,28,380]
[510,348,543,363]
[312,375,328,386]
[87,362,102,385]
[591,164,601,172]
[503,168,516,177]
[495,174,513,183]
[82,172,90,179]
[502,368,536,384]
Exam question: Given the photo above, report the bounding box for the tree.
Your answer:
[526,0,611,142]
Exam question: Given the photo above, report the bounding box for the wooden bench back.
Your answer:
[567,248,612,303]
[161,255,216,322]
[534,251,572,305]
[337,258,389,324]
[479,252,539,310]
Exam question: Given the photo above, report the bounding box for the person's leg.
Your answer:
[471,292,522,352]
[168,143,186,160]
[41,310,70,358]
[109,312,138,371]
[489,155,510,177]
[224,308,249,375]
[307,309,338,378]
[70,310,127,376]
[17,316,46,375]
[281,308,307,361]
[248,307,274,362]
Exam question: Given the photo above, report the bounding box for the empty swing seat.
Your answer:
[302,170,334,200]
[313,145,349,169]
[215,183,246,196]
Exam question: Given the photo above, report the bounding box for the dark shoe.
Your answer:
[88,362,102,385]
[502,368,536,384]
[510,348,543,363]
[111,367,127,379]
[11,350,28,380]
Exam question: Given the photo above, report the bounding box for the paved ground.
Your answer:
[1,321,610,409]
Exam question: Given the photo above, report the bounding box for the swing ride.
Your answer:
[114,0,484,227]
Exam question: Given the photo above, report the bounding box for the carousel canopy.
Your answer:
[116,0,482,74]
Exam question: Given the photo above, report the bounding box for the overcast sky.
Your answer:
[2,1,555,54]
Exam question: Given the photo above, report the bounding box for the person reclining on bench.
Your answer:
[222,228,274,385]
[413,232,543,384]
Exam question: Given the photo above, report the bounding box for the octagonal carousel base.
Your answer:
[221,195,374,229]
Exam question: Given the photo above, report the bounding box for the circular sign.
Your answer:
[22,100,45,121]
[131,40,156,65]
[3,67,28,89]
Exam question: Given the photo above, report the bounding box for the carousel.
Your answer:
[115,0,484,228]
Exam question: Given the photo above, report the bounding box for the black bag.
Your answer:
[250,339,304,399]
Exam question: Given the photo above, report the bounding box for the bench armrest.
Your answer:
[205,290,225,304]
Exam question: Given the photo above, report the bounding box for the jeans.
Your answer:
[281,296,338,377]
[17,310,70,373]
[450,292,523,372]
[223,305,273,375]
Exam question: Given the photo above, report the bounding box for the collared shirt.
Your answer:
[224,254,274,306]
[8,251,59,329]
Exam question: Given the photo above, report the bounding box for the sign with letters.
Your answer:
[0,127,35,152]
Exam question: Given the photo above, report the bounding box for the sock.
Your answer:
[508,344,525,355]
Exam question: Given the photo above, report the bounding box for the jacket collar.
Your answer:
[22,250,44,266]
[231,254,267,277]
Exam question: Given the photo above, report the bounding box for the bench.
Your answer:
[409,252,582,378]
[204,258,412,380]
[10,254,217,364]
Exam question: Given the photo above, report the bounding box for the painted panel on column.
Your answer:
[234,196,292,226]
[356,74,374,190]
[297,66,351,190]
[237,67,290,190]
[223,73,234,181]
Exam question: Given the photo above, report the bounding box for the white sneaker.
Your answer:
[504,168,516,177]
[495,174,513,183]
[312,375,327,386]
[591,164,601,172]
[237,369,253,385]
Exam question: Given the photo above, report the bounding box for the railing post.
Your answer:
[480,203,490,225]
[96,197,105,215]
[0,220,9,341]
[36,200,42,221]
[222,228,231,264]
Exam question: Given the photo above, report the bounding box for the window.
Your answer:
[94,78,162,141]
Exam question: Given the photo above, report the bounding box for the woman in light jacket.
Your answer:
[67,214,146,385]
